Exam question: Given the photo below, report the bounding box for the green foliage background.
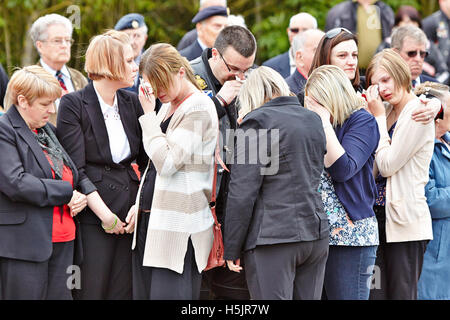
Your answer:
[0,0,440,76]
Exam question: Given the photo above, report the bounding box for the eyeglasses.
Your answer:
[218,50,251,77]
[289,28,300,33]
[43,38,74,46]
[325,27,353,39]
[406,50,428,58]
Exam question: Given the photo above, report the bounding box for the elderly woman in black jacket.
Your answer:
[224,66,329,300]
[0,66,87,300]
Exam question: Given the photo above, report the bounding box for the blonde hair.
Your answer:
[3,65,61,111]
[139,43,200,97]
[305,65,365,127]
[366,48,412,93]
[237,66,291,119]
[85,30,132,81]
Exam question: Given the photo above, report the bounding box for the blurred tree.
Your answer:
[0,0,441,75]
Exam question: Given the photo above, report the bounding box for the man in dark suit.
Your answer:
[177,0,228,51]
[262,12,317,78]
[29,14,88,125]
[0,64,8,113]
[190,25,256,300]
[391,25,438,87]
[179,6,228,61]
[285,29,324,97]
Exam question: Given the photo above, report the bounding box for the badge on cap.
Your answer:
[132,20,139,29]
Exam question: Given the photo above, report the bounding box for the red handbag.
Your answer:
[204,143,228,271]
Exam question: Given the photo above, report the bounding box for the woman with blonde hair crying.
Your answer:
[304,65,380,300]
[365,49,438,300]
[225,66,329,300]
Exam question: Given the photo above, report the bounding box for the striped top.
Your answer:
[133,91,218,274]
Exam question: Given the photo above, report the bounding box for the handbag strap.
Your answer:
[210,129,229,225]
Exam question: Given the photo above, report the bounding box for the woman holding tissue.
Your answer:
[129,43,218,300]
[57,30,147,300]
[365,49,437,300]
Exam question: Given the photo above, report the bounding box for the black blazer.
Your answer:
[0,106,79,262]
[262,51,291,78]
[56,82,148,224]
[179,40,203,62]
[224,96,329,260]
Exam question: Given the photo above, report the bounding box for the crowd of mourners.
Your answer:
[0,0,449,301]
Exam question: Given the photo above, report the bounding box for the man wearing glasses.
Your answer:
[190,25,256,300]
[30,14,87,124]
[391,25,438,87]
[262,12,317,78]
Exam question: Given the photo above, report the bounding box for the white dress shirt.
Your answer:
[40,59,75,110]
[93,84,131,164]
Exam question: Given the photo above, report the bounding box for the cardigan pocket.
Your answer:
[388,199,427,225]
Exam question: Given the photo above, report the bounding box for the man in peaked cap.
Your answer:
[115,13,148,93]
[179,5,228,61]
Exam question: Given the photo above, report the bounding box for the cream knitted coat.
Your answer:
[375,97,436,243]
[132,91,218,274]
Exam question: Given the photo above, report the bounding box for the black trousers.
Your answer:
[244,238,329,300]
[370,205,428,300]
[72,224,132,300]
[0,241,74,300]
[132,212,202,300]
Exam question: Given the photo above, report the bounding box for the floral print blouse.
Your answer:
[320,171,379,246]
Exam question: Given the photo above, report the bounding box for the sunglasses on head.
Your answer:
[406,50,428,58]
[325,27,353,39]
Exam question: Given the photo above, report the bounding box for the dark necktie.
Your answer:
[56,70,68,91]
[412,79,417,88]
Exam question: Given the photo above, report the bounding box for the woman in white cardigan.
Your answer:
[365,49,437,300]
[125,43,218,300]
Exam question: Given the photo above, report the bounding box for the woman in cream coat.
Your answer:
[365,49,438,300]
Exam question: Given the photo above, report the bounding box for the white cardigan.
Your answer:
[375,97,436,243]
[132,91,218,274]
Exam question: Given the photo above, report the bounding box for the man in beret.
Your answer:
[177,0,228,51]
[179,5,228,61]
[114,13,148,93]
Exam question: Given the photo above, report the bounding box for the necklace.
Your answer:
[164,91,195,121]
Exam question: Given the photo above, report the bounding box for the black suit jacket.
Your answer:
[179,40,204,62]
[224,96,329,260]
[285,69,307,96]
[262,51,291,78]
[56,82,148,224]
[0,106,78,262]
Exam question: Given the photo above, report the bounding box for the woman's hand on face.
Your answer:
[138,83,156,114]
[68,190,87,217]
[304,96,331,124]
[366,85,385,117]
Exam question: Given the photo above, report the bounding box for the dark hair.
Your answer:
[395,5,422,29]
[214,25,257,58]
[309,30,360,88]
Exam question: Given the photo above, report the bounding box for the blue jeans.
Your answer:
[324,245,378,300]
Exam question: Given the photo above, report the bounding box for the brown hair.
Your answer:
[365,49,412,93]
[3,65,61,110]
[85,30,132,81]
[395,5,422,28]
[309,30,360,88]
[139,43,200,97]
